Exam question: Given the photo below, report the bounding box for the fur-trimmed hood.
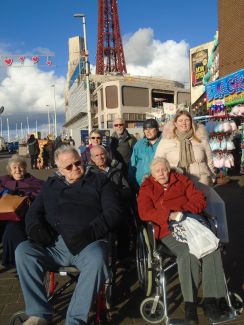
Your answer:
[162,121,209,141]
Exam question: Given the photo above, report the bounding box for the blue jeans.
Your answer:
[15,236,109,325]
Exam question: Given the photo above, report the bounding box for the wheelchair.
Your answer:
[9,236,117,325]
[136,221,243,324]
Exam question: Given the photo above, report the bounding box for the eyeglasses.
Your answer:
[62,160,82,171]
[114,124,124,127]
[91,137,101,140]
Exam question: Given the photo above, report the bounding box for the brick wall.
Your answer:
[218,0,244,77]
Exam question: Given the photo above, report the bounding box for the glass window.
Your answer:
[105,86,118,108]
[122,86,149,107]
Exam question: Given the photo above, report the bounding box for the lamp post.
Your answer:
[26,116,30,135]
[6,118,10,142]
[20,122,23,140]
[51,85,57,137]
[74,13,92,133]
[46,105,51,135]
[0,117,2,137]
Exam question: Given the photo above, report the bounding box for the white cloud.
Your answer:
[0,59,65,115]
[0,58,66,138]
[123,28,190,86]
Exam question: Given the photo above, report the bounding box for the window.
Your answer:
[122,86,149,107]
[107,121,114,128]
[105,86,118,108]
[100,89,104,111]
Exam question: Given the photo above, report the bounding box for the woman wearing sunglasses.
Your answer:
[81,129,110,166]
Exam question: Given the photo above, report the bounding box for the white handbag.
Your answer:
[182,217,219,259]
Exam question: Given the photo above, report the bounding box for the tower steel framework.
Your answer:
[96,0,127,75]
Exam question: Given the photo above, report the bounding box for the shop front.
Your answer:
[205,68,244,180]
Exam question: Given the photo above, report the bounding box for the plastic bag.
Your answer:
[182,217,219,259]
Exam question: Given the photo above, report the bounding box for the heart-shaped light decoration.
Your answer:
[4,58,13,66]
[18,56,25,63]
[46,60,52,66]
[32,56,39,63]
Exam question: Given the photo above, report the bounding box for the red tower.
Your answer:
[96,0,127,75]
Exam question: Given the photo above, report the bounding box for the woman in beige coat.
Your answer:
[155,110,215,186]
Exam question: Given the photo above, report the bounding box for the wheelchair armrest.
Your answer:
[156,242,176,258]
[146,222,156,251]
[145,223,176,258]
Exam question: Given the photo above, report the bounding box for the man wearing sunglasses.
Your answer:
[110,117,137,175]
[15,145,122,325]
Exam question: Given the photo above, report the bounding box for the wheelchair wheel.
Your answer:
[140,297,165,324]
[230,292,243,315]
[9,311,28,325]
[136,226,153,297]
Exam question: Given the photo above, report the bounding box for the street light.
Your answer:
[73,13,92,133]
[0,117,2,137]
[46,105,51,135]
[51,85,57,137]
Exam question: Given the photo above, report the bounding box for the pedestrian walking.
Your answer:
[27,134,40,169]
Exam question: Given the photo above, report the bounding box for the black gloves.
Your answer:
[29,224,54,247]
[69,227,96,255]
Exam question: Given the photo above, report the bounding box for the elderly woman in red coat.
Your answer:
[137,157,229,325]
[0,154,43,266]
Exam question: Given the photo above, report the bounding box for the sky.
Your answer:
[0,0,218,139]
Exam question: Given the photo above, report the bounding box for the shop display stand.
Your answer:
[207,105,237,184]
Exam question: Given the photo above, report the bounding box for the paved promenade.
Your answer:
[0,155,243,324]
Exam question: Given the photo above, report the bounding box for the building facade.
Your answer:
[218,0,244,77]
[64,37,190,145]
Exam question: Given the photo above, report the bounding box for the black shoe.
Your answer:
[203,298,227,323]
[218,297,234,318]
[185,302,199,325]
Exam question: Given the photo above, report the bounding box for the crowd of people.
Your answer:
[0,112,234,325]
[27,134,76,170]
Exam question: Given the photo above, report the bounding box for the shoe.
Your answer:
[203,298,227,323]
[23,316,48,325]
[184,302,199,325]
[218,297,232,313]
[218,297,234,319]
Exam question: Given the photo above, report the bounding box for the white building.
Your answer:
[64,36,190,145]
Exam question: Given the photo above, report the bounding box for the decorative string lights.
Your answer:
[0,55,54,67]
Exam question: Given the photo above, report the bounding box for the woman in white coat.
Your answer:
[155,110,215,185]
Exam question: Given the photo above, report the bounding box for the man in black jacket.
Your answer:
[110,118,137,174]
[27,134,40,169]
[15,145,122,325]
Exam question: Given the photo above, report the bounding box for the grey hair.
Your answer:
[89,128,103,138]
[7,154,27,174]
[90,145,107,157]
[113,117,124,125]
[54,145,80,166]
[150,157,171,173]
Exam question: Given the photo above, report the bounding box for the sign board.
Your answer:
[206,68,244,107]
[163,103,176,115]
[191,49,208,87]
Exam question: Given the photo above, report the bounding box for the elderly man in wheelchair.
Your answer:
[137,157,242,325]
[13,145,122,325]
